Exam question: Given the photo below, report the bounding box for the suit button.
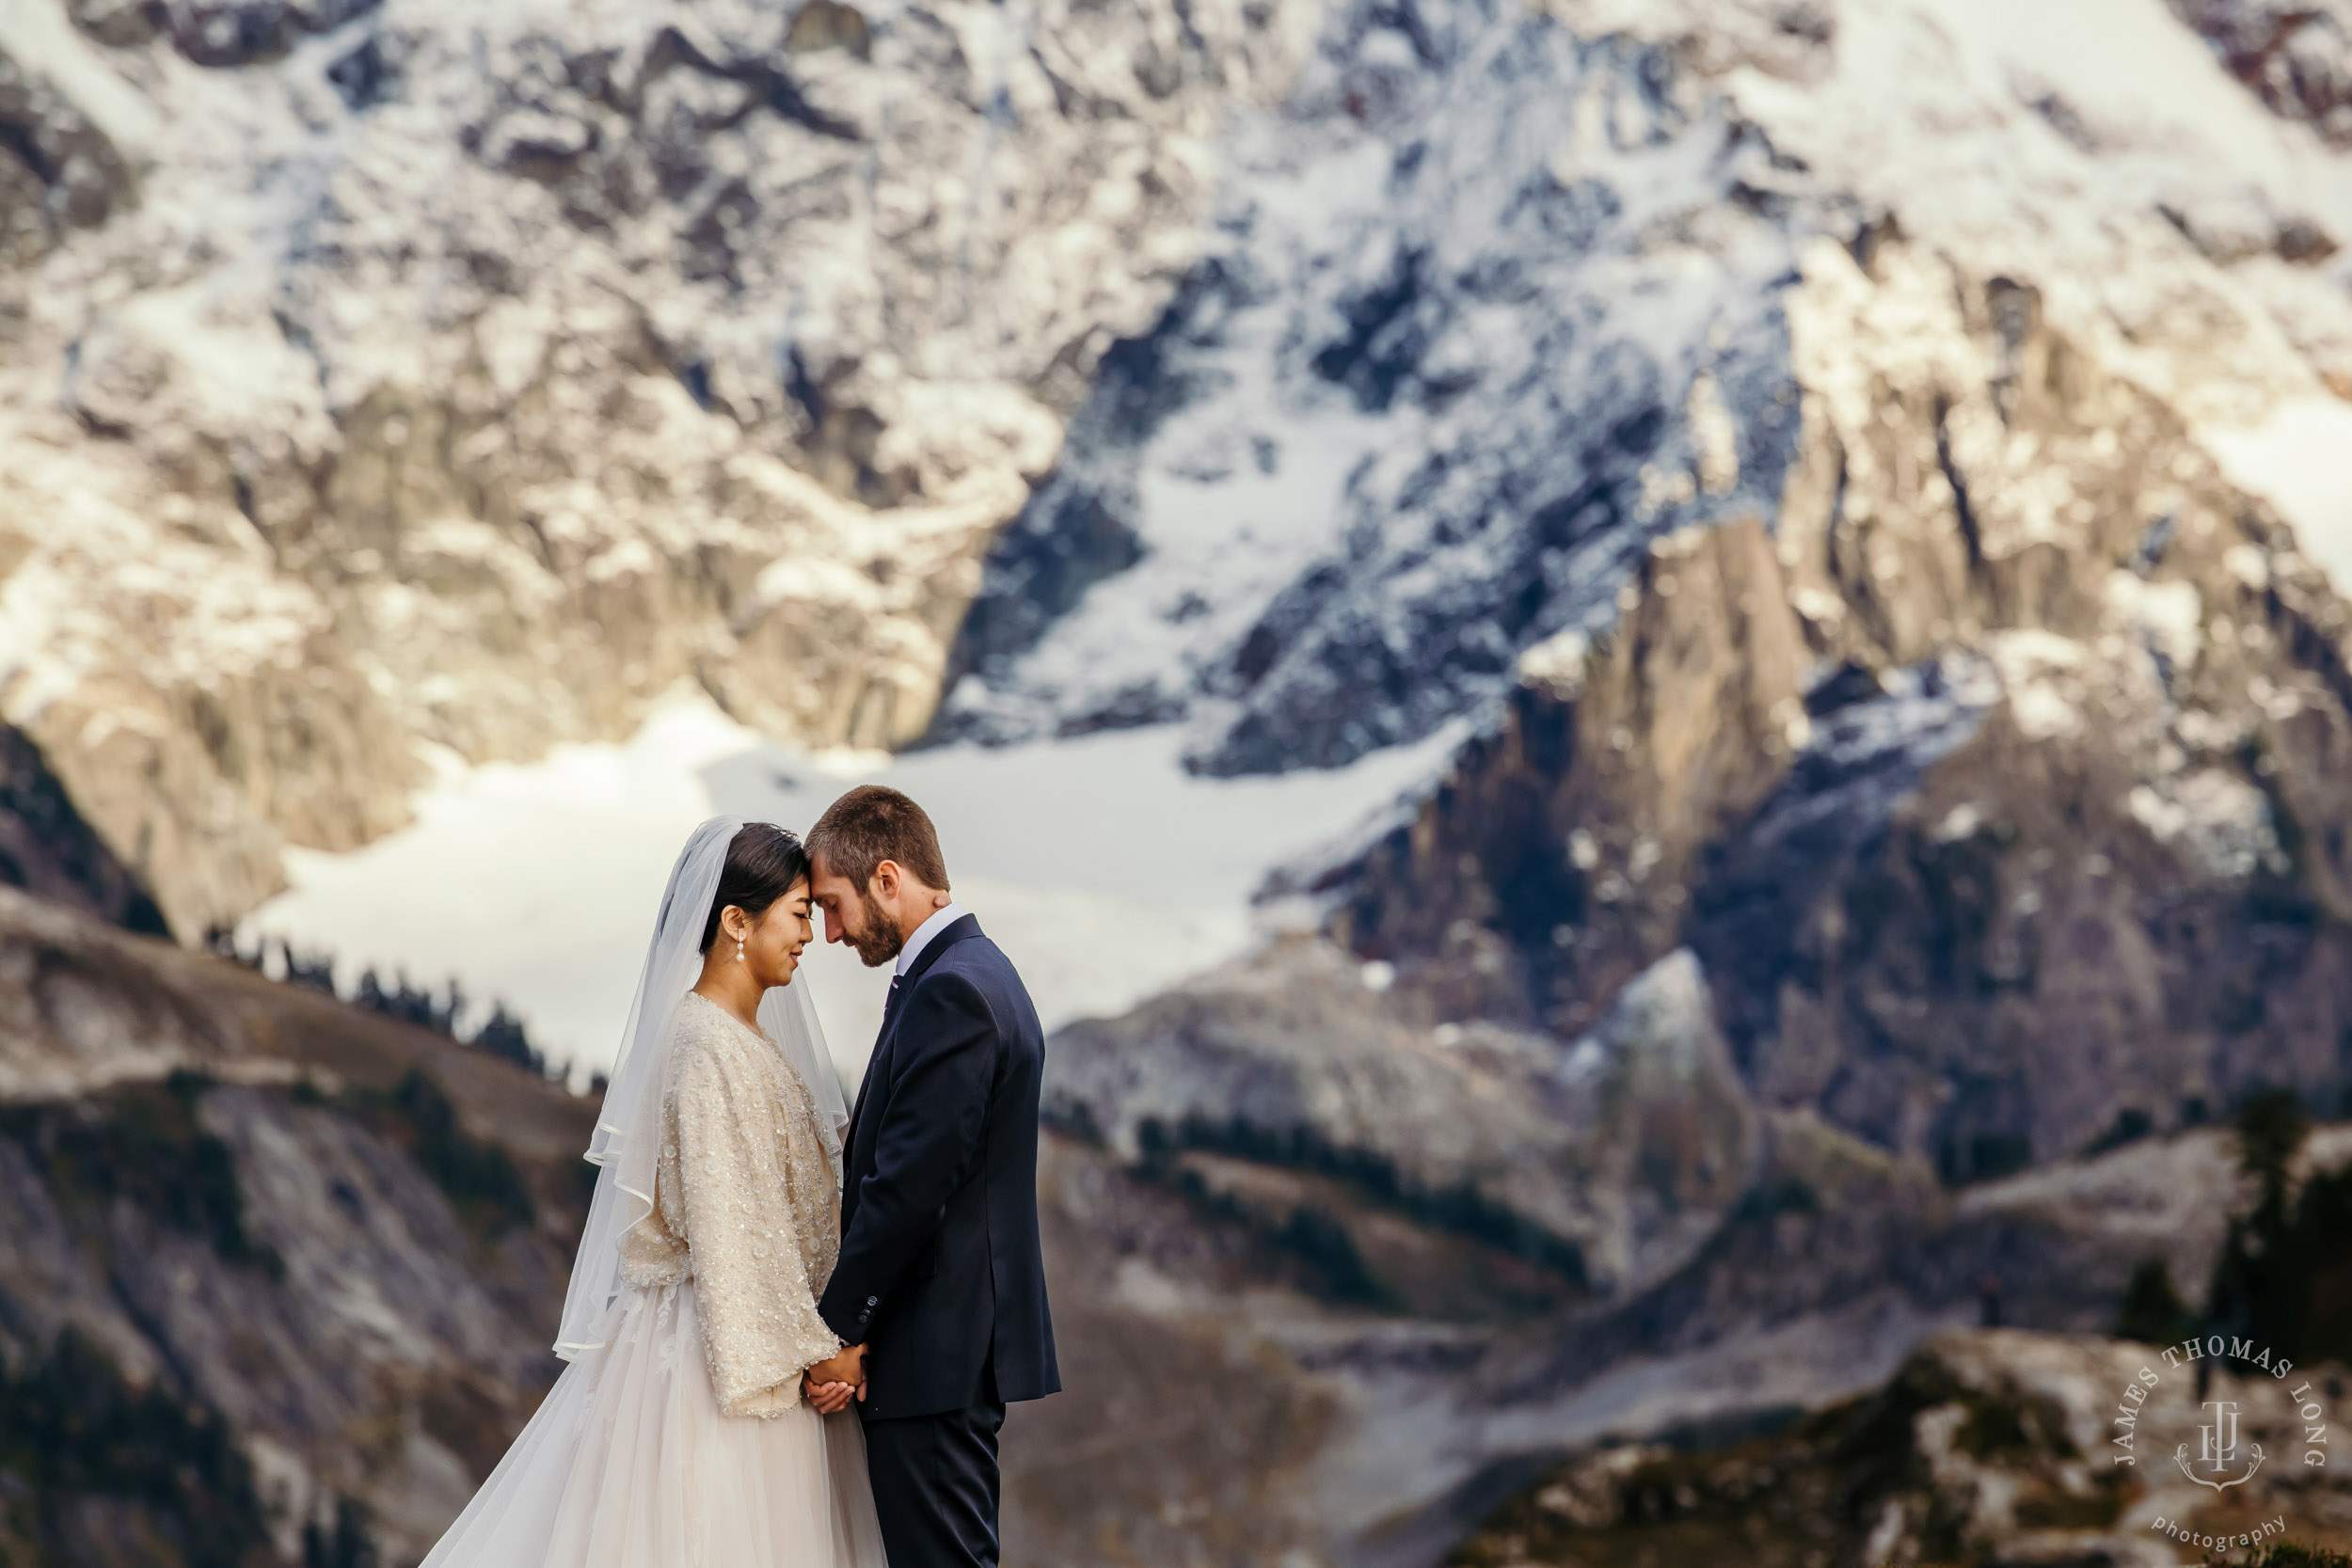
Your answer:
[867,1296,879,1306]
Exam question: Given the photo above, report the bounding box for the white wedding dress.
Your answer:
[421,845,888,1568]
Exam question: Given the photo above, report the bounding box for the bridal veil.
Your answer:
[554,815,850,1360]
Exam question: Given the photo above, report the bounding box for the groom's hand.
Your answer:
[808,1343,866,1387]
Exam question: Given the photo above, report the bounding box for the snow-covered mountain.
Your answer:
[938,0,2352,774]
[6,0,2347,938]
[6,0,2352,1564]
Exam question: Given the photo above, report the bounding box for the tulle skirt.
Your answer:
[420,1282,887,1568]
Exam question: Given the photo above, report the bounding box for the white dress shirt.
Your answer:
[895,901,968,977]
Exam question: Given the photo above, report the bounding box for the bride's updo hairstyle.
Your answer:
[698,823,811,953]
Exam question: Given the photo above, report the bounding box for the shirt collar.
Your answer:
[895,901,968,977]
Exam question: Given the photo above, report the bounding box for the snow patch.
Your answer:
[245,696,1460,1085]
[2200,397,2352,599]
[1990,630,2090,739]
[2103,571,2203,675]
[1933,802,1986,844]
[2125,769,2279,879]
[1518,629,1593,701]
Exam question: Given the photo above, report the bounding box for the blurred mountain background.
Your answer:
[4,0,2352,1562]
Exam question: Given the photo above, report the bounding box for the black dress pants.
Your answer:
[862,1401,1007,1568]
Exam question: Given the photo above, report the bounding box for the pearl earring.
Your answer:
[736,935,746,962]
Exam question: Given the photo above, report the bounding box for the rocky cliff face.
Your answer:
[0,0,1312,936]
[0,719,168,937]
[1324,236,2352,1175]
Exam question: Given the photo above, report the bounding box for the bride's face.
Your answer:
[744,879,816,989]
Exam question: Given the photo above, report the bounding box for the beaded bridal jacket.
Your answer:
[620,990,847,1415]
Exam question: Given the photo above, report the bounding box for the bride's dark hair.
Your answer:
[699,823,811,953]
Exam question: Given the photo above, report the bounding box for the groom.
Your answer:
[803,785,1059,1568]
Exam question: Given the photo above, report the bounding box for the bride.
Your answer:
[420,818,887,1567]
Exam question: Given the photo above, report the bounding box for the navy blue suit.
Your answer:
[818,914,1058,1567]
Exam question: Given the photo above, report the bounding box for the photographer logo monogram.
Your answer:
[2110,1336,2330,1548]
[2184,1398,2261,1490]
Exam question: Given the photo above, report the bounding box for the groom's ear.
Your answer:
[868,859,900,902]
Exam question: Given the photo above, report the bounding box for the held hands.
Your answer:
[808,1342,866,1386]
[803,1343,869,1414]
[803,1376,857,1416]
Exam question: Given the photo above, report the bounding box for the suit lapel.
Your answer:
[843,915,983,1166]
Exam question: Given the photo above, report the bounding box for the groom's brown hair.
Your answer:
[807,785,951,894]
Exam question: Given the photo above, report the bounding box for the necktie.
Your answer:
[873,974,903,1053]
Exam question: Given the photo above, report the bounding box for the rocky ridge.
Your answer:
[1450,1329,2352,1568]
[21,839,2347,1568]
[0,884,595,1565]
[1025,944,2352,1565]
[1319,231,2352,1172]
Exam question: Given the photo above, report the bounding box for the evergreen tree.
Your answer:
[2113,1258,2193,1346]
[2205,1090,2302,1353]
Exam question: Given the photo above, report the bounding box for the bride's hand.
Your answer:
[803,1377,856,1416]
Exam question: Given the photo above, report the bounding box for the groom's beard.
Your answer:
[843,908,903,969]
